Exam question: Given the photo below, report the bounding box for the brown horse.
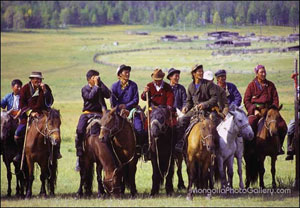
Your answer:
[1,110,26,197]
[186,113,215,201]
[244,105,284,189]
[149,105,175,196]
[24,108,61,198]
[99,107,138,197]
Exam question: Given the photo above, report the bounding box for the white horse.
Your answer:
[216,104,254,189]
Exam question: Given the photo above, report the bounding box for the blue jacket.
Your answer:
[110,80,139,111]
[1,92,18,111]
[226,82,242,107]
[171,83,187,110]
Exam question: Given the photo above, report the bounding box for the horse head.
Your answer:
[1,110,17,142]
[264,104,282,137]
[43,108,61,146]
[99,107,118,139]
[150,105,169,138]
[199,116,215,152]
[228,104,254,141]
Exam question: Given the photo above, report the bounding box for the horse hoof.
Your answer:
[186,195,193,201]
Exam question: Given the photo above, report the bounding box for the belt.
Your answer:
[254,103,265,107]
[83,110,102,115]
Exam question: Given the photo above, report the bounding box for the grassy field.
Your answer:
[1,24,299,207]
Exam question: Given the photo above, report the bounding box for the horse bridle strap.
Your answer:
[33,116,60,141]
[201,134,213,146]
[100,114,125,137]
[265,119,277,130]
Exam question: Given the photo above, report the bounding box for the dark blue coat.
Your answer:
[171,84,187,110]
[110,80,139,111]
[226,82,242,107]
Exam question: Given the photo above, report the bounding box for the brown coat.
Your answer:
[215,84,229,115]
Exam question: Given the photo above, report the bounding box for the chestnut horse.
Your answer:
[99,107,138,197]
[244,105,284,188]
[24,109,61,198]
[1,110,26,197]
[186,112,215,201]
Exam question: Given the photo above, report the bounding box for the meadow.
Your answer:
[1,24,299,207]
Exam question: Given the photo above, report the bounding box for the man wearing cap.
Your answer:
[244,64,287,155]
[203,71,228,118]
[13,72,58,162]
[75,69,111,171]
[215,69,242,107]
[167,68,187,111]
[111,64,146,157]
[141,68,174,108]
[1,79,23,116]
[175,64,218,152]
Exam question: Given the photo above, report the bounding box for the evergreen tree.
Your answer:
[213,11,221,30]
[13,10,25,29]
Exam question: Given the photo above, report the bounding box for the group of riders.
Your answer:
[1,64,297,173]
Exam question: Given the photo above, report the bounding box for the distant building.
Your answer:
[207,31,239,39]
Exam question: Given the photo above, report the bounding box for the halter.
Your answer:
[264,118,277,136]
[100,114,125,138]
[201,134,213,147]
[33,116,60,145]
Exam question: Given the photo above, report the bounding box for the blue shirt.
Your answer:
[1,92,19,111]
[226,82,242,106]
[170,84,187,110]
[110,80,139,111]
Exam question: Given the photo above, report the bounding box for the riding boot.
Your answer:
[75,134,84,171]
[13,138,24,163]
[285,134,294,160]
[175,126,185,153]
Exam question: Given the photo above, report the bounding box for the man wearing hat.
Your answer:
[175,65,218,153]
[141,68,174,108]
[13,72,59,162]
[167,68,187,112]
[111,64,146,158]
[75,69,111,171]
[203,70,229,118]
[244,64,287,155]
[215,69,242,107]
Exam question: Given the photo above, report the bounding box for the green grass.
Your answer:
[1,25,299,207]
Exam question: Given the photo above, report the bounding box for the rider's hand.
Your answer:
[93,76,99,86]
[182,107,188,114]
[40,83,47,93]
[13,110,21,120]
[197,103,204,110]
[254,109,260,116]
[119,104,126,109]
[143,86,149,93]
[31,112,39,117]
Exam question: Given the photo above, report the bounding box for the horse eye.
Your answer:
[238,119,242,123]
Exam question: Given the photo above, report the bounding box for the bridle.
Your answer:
[100,114,125,138]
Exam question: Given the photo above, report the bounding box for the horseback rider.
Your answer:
[1,79,23,117]
[203,70,229,119]
[167,68,187,112]
[244,64,287,155]
[110,64,147,157]
[215,69,242,107]
[175,65,218,153]
[13,72,61,162]
[75,69,111,171]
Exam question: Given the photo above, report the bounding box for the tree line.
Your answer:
[1,1,299,30]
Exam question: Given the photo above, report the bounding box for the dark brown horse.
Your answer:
[244,105,284,189]
[186,113,215,201]
[24,109,61,198]
[99,107,138,197]
[149,105,175,196]
[1,110,26,197]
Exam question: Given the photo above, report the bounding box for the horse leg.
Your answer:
[217,156,226,189]
[236,155,244,189]
[271,156,277,188]
[76,157,85,198]
[258,156,266,189]
[227,156,234,188]
[5,160,12,197]
[150,152,160,196]
[39,162,48,197]
[186,159,195,201]
[165,158,174,196]
[13,162,21,197]
[25,157,34,198]
[176,154,186,190]
[96,162,105,198]
[128,159,138,197]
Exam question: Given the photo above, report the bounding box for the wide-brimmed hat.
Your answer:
[203,71,214,81]
[215,69,226,77]
[29,71,44,79]
[151,68,165,80]
[167,68,180,80]
[191,64,203,74]
[116,64,131,76]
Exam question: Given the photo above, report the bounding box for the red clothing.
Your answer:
[20,82,54,115]
[244,78,279,115]
[141,81,174,107]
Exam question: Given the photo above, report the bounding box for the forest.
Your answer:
[1,1,299,30]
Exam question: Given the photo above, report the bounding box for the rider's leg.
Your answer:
[286,120,295,160]
[175,111,193,153]
[13,124,26,162]
[75,114,89,171]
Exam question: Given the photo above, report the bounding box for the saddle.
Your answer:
[86,115,102,137]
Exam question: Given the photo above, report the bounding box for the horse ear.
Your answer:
[278,104,283,111]
[228,111,235,116]
[229,104,236,112]
[110,107,117,115]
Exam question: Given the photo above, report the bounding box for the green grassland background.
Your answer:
[1,25,299,207]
